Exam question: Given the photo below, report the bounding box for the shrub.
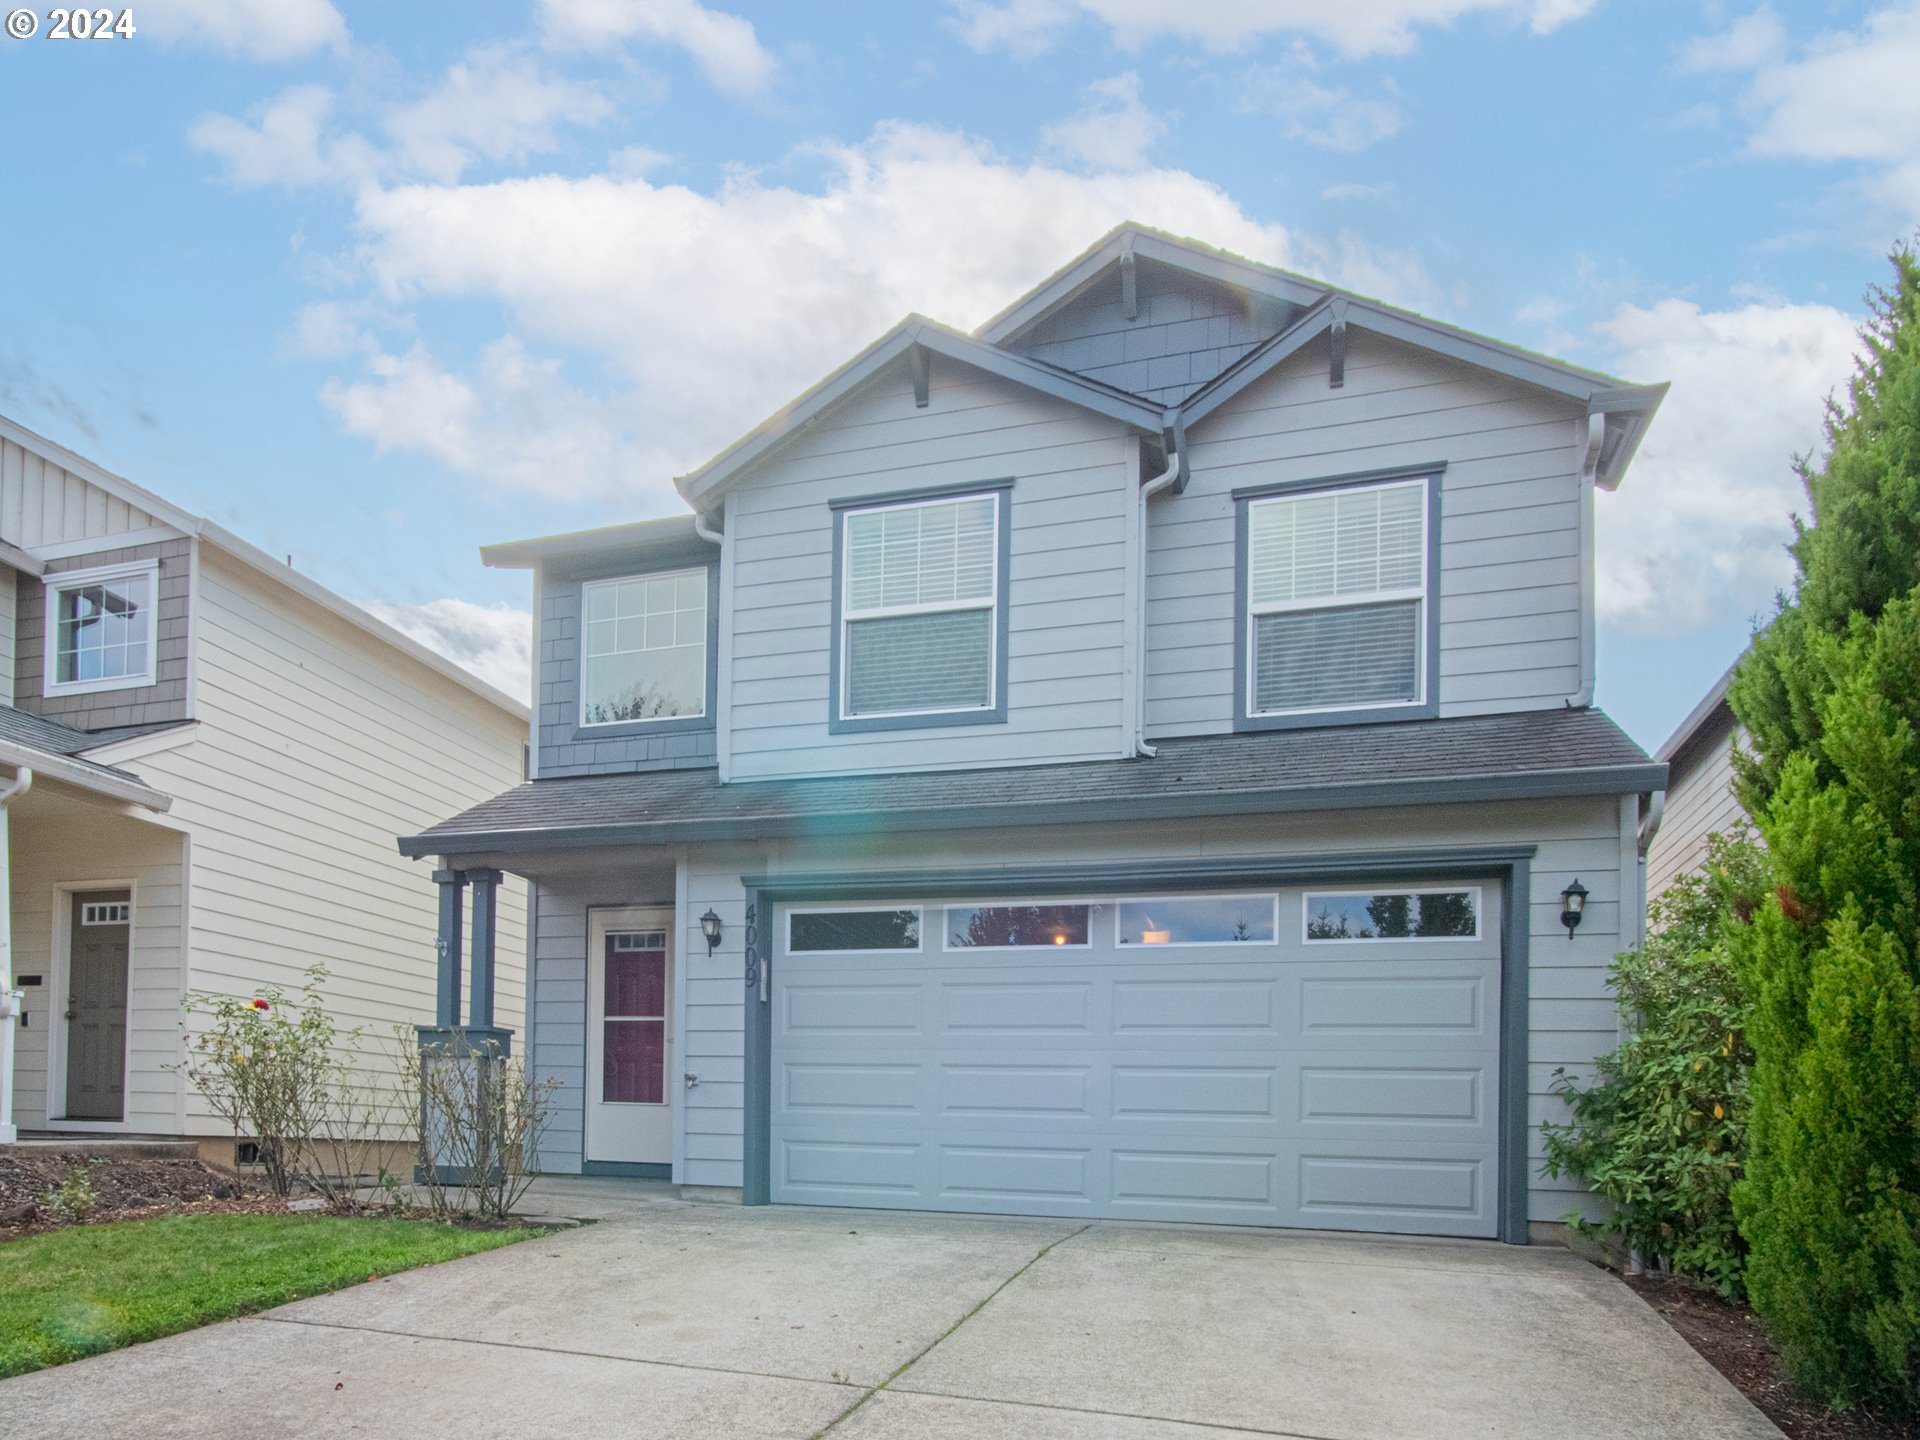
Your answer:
[1543,832,1765,1295]
[398,1028,558,1221]
[179,965,405,1207]
[40,1165,99,1224]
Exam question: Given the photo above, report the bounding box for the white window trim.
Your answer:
[1245,477,1430,720]
[940,898,1098,952]
[839,492,1000,721]
[579,567,709,729]
[784,904,925,955]
[1112,893,1281,947]
[42,558,161,699]
[1301,885,1484,944]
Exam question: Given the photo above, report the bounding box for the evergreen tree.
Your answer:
[1727,249,1920,1412]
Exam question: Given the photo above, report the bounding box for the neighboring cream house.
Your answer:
[1644,665,1747,899]
[0,415,528,1153]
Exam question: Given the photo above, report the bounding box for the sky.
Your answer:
[0,0,1908,752]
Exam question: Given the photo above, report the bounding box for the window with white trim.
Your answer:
[44,560,159,696]
[1245,477,1429,717]
[581,568,707,726]
[840,492,999,719]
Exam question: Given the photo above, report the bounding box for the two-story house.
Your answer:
[0,415,529,1156]
[403,226,1668,1244]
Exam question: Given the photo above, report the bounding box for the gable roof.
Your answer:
[668,222,1666,514]
[0,702,174,810]
[675,315,1165,508]
[0,414,529,720]
[1656,662,1739,766]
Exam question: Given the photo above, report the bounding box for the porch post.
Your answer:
[0,786,21,1145]
[466,868,501,1031]
[432,864,465,1029]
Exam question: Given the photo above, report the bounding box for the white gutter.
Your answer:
[0,739,171,811]
[1133,421,1186,758]
[692,511,724,545]
[0,767,31,1144]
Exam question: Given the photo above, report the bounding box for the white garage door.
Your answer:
[769,883,1503,1237]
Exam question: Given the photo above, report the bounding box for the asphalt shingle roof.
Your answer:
[401,707,1662,858]
[0,704,180,787]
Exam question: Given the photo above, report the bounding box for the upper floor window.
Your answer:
[581,568,707,726]
[835,488,1006,726]
[44,559,158,696]
[1244,476,1430,720]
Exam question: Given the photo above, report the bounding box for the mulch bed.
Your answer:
[1626,1272,1910,1439]
[0,1151,272,1240]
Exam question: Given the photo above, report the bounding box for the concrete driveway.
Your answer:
[0,1181,1780,1439]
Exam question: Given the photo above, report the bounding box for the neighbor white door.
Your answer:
[585,907,674,1167]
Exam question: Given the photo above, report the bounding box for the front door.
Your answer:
[585,908,674,1168]
[65,890,131,1121]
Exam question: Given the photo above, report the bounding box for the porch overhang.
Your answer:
[398,709,1665,860]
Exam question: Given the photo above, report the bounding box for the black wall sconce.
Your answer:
[1559,879,1589,937]
[700,908,724,956]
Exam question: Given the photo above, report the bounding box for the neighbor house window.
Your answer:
[1245,477,1429,717]
[945,903,1090,949]
[1303,888,1481,942]
[838,490,1002,721]
[581,568,707,726]
[44,560,158,696]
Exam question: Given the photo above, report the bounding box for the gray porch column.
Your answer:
[466,868,502,1031]
[432,864,466,1028]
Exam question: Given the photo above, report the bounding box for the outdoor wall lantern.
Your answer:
[700,908,724,956]
[1559,879,1589,938]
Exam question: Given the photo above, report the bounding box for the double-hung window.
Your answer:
[581,568,708,726]
[836,489,1004,725]
[44,559,159,696]
[1243,475,1431,720]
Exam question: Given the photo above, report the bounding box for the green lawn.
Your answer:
[0,1212,537,1378]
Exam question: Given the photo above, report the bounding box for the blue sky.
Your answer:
[0,0,1909,750]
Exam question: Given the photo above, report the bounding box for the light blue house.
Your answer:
[403,225,1668,1244]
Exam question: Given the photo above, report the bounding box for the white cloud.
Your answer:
[1696,4,1920,222]
[144,0,347,60]
[320,337,655,499]
[950,0,1596,59]
[1321,181,1396,201]
[1678,9,1784,74]
[286,301,375,360]
[1237,57,1402,151]
[536,0,778,97]
[1593,297,1861,634]
[330,122,1434,496]
[1041,73,1166,170]
[385,46,612,183]
[359,597,533,701]
[189,86,380,189]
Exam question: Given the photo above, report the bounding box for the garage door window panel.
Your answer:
[945,903,1091,949]
[788,907,924,953]
[1115,895,1279,946]
[1303,888,1482,942]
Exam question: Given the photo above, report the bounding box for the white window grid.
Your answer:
[80,901,131,926]
[43,559,159,697]
[580,568,707,726]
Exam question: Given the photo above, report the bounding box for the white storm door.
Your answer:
[585,908,675,1166]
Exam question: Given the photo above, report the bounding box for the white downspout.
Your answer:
[1134,428,1184,758]
[0,767,32,1145]
[693,512,723,545]
[1567,411,1605,709]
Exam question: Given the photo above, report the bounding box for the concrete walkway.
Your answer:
[0,1181,1782,1439]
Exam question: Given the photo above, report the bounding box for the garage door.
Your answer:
[769,883,1502,1237]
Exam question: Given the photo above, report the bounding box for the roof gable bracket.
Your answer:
[1120,244,1138,321]
[1328,297,1349,389]
[907,342,931,408]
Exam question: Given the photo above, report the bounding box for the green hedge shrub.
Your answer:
[1543,832,1764,1295]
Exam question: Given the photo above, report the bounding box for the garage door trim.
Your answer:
[741,845,1534,1244]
